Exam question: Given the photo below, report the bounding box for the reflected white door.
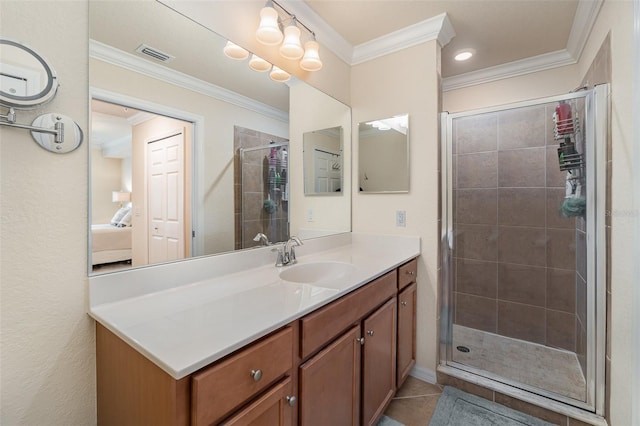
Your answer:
[313,148,341,192]
[147,130,185,264]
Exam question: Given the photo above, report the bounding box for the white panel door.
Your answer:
[147,130,185,264]
[313,148,341,193]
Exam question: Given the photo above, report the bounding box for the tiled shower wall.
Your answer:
[453,102,580,353]
[234,126,289,249]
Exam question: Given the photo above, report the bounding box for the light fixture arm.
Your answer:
[0,106,83,153]
[271,0,315,38]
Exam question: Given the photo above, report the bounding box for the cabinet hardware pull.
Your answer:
[406,270,415,275]
[367,330,374,336]
[250,369,263,382]
[286,395,297,406]
[401,301,407,307]
[356,337,365,345]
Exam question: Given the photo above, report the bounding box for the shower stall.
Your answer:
[439,85,608,416]
[238,142,289,248]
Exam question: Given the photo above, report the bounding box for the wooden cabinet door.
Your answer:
[397,283,417,388]
[299,325,361,426]
[362,298,397,426]
[221,377,294,426]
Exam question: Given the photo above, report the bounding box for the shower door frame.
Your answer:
[438,85,608,418]
[239,142,290,246]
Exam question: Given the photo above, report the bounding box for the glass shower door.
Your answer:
[440,86,607,415]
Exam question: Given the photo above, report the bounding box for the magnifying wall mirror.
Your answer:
[303,126,343,195]
[0,39,58,108]
[358,114,409,193]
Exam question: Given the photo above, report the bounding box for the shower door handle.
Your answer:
[447,230,454,251]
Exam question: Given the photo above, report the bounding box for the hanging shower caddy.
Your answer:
[553,101,584,172]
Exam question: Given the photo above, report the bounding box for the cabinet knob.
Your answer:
[250,369,263,382]
[286,395,297,407]
[401,301,408,307]
[367,330,374,336]
[356,337,365,345]
[405,270,415,276]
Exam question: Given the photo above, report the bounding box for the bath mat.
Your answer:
[429,386,555,426]
[377,414,405,426]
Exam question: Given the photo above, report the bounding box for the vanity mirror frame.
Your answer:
[358,114,410,194]
[0,38,59,109]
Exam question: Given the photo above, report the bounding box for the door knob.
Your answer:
[286,395,297,406]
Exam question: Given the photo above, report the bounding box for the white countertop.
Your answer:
[89,233,420,379]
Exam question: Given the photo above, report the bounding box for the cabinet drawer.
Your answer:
[191,327,293,426]
[397,258,417,290]
[300,270,397,360]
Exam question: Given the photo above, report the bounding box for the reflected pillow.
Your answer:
[110,207,130,226]
[117,209,132,227]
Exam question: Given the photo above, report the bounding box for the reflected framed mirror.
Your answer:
[303,126,343,195]
[0,38,58,108]
[358,114,409,193]
[88,0,351,275]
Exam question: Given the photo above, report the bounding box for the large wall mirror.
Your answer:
[358,114,409,193]
[88,0,351,275]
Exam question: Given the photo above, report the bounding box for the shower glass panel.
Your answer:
[239,143,289,248]
[440,86,607,415]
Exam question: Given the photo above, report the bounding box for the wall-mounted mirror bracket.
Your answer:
[0,107,83,153]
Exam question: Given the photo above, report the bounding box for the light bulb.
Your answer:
[300,40,322,72]
[256,6,283,45]
[279,24,304,60]
[249,54,272,72]
[223,41,249,60]
[270,66,290,83]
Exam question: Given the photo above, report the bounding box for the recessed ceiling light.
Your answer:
[454,49,475,62]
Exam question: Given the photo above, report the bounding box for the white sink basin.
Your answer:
[279,261,356,287]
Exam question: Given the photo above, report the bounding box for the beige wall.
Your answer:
[91,150,123,224]
[0,1,95,425]
[290,81,352,238]
[351,41,441,377]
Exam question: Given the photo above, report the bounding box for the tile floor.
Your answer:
[383,376,444,425]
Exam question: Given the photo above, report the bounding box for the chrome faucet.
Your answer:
[274,236,303,267]
[253,233,271,246]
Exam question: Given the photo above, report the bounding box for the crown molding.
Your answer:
[89,39,288,123]
[566,0,604,60]
[442,0,602,91]
[276,0,354,64]
[442,49,576,91]
[352,13,455,65]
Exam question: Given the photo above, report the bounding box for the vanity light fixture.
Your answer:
[256,1,283,45]
[249,54,272,72]
[269,66,291,82]
[279,19,304,60]
[223,41,249,60]
[255,0,322,71]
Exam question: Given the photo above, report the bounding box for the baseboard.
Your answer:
[409,365,437,384]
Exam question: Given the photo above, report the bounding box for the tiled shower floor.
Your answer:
[452,324,586,401]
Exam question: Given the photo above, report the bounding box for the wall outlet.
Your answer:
[307,208,315,222]
[396,210,406,227]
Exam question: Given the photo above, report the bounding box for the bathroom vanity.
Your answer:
[90,234,419,425]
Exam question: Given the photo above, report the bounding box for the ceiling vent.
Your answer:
[135,44,175,63]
